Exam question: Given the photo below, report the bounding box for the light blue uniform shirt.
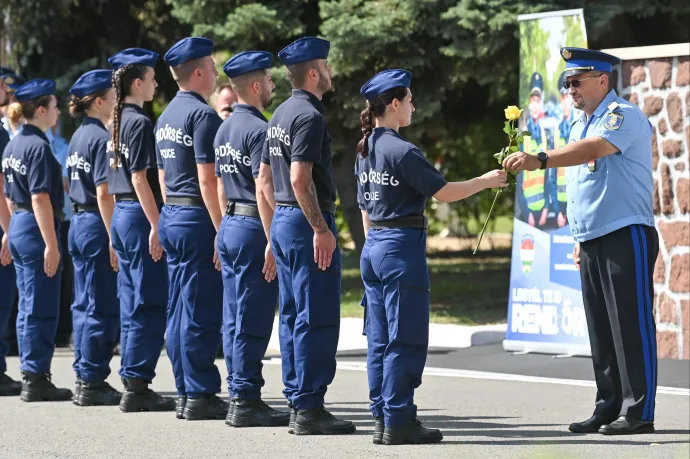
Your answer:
[566,89,654,242]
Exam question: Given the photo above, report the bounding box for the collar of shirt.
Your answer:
[122,103,147,115]
[291,89,325,114]
[232,103,268,122]
[20,123,49,143]
[175,90,208,104]
[82,116,106,130]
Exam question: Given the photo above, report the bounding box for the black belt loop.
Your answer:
[275,199,337,216]
[370,216,428,230]
[166,196,205,207]
[226,201,261,219]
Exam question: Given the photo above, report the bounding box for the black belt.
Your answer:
[72,202,99,213]
[370,215,428,230]
[12,203,65,221]
[226,201,260,219]
[275,200,337,216]
[115,193,163,206]
[166,196,205,207]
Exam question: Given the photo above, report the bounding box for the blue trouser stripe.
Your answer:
[637,225,656,421]
[631,226,651,422]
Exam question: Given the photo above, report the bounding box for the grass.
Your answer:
[340,248,511,325]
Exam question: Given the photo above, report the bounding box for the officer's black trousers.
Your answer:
[579,224,659,422]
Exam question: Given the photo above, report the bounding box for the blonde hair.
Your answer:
[8,102,24,124]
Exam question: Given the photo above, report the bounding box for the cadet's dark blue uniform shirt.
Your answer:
[67,117,109,206]
[355,127,446,221]
[155,91,222,198]
[108,104,162,200]
[2,124,65,211]
[214,104,267,204]
[261,89,337,204]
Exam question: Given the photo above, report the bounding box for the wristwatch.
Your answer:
[537,152,548,170]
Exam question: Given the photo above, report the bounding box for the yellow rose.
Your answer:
[504,105,522,121]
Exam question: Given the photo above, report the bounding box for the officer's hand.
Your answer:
[44,244,60,278]
[263,243,277,282]
[0,233,12,266]
[314,229,336,270]
[479,169,508,189]
[528,212,535,227]
[557,212,567,228]
[539,208,548,227]
[149,228,163,262]
[503,151,540,172]
[573,243,581,270]
[109,241,119,272]
[213,235,221,272]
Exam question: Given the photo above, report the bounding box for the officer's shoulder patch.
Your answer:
[604,111,624,130]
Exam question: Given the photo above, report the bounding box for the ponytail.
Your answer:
[354,86,409,159]
[110,63,147,168]
[355,105,374,158]
[8,102,24,123]
[68,89,109,119]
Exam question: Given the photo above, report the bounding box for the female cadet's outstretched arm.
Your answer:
[131,169,163,262]
[31,192,60,277]
[433,169,507,203]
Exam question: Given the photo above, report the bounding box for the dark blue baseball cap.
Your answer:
[15,79,57,102]
[70,70,113,98]
[278,37,330,66]
[164,37,214,67]
[360,69,412,101]
[108,48,159,71]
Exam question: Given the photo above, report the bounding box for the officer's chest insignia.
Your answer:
[588,160,596,172]
[604,112,623,130]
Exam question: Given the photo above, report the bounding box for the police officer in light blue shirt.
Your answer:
[107,48,175,413]
[66,69,121,406]
[504,47,658,436]
[356,69,506,445]
[215,51,290,427]
[156,37,227,421]
[1,79,73,402]
[261,37,355,435]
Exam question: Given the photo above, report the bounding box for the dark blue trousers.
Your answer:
[217,214,278,400]
[361,228,430,427]
[270,206,340,411]
[68,211,119,383]
[111,201,168,382]
[159,204,222,397]
[0,227,17,375]
[8,212,62,374]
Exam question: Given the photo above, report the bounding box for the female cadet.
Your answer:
[2,79,72,402]
[107,49,174,413]
[66,69,121,406]
[355,70,507,445]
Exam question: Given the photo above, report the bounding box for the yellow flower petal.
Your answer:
[505,105,523,121]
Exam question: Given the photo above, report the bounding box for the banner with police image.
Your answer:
[503,9,591,356]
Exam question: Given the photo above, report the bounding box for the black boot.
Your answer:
[20,372,73,402]
[119,378,176,413]
[227,398,291,427]
[599,416,655,435]
[76,381,122,406]
[72,378,82,405]
[183,394,229,420]
[382,419,443,445]
[373,417,384,444]
[176,396,187,420]
[293,406,356,435]
[287,401,297,434]
[0,372,22,396]
[568,414,617,433]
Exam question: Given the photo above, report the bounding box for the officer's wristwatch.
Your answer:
[537,152,548,170]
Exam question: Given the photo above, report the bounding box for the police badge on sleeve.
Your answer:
[604,112,623,130]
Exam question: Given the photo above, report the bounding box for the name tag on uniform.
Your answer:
[588,160,596,172]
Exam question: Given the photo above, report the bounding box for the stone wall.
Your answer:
[612,44,690,359]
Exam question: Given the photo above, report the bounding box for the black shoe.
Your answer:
[293,406,356,435]
[0,373,22,396]
[373,417,384,444]
[20,372,73,402]
[568,415,617,433]
[119,378,176,413]
[76,381,122,406]
[183,394,228,421]
[227,398,291,427]
[72,379,82,405]
[287,401,297,434]
[382,418,443,445]
[599,416,655,435]
[176,396,187,420]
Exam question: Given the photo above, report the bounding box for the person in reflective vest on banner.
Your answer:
[107,48,175,413]
[504,47,658,436]
[215,50,291,427]
[156,37,227,421]
[2,79,72,402]
[260,37,355,435]
[355,69,507,445]
[550,70,575,227]
[66,70,121,406]
[0,75,20,397]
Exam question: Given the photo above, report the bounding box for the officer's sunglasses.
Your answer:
[563,74,603,89]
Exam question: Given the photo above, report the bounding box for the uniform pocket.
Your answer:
[306,265,341,327]
[238,280,278,338]
[392,283,430,346]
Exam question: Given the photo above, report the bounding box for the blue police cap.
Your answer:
[560,47,621,77]
[14,79,57,102]
[2,73,26,91]
[108,48,159,71]
[164,37,214,67]
[278,37,330,66]
[69,70,113,98]
[530,72,543,97]
[223,51,273,79]
[360,69,412,101]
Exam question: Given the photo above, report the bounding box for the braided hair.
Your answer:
[110,64,147,168]
[68,89,109,118]
[355,86,408,158]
